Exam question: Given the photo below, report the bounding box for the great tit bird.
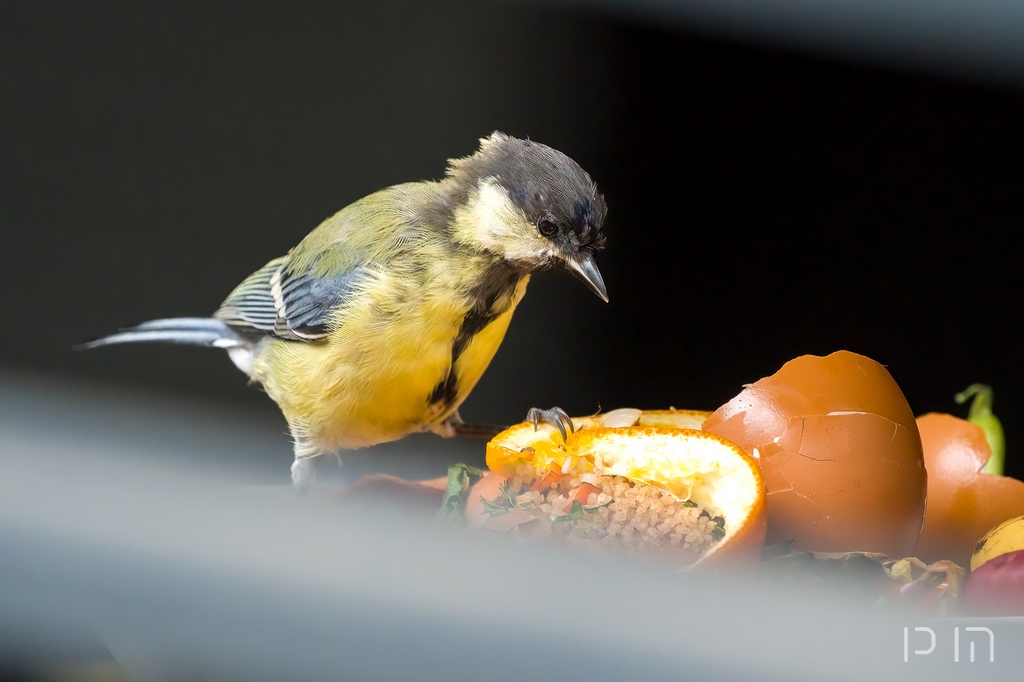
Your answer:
[86,132,607,486]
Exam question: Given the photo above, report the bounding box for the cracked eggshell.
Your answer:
[702,351,927,556]
[914,413,1024,567]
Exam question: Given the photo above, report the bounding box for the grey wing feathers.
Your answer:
[215,257,367,342]
[271,266,367,340]
[214,258,283,335]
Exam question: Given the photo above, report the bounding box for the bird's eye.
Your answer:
[537,217,558,237]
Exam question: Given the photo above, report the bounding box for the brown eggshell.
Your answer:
[703,350,927,557]
[464,471,506,529]
[914,413,1024,567]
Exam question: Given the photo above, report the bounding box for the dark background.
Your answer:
[3,0,1023,479]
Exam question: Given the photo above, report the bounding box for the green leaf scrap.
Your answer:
[436,463,484,527]
[481,495,513,517]
[498,479,517,506]
[549,499,586,529]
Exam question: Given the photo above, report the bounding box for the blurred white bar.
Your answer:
[1,371,1021,680]
[555,0,1024,85]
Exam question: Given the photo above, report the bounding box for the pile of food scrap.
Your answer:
[349,351,1024,616]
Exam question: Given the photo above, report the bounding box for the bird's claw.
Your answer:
[291,456,318,491]
[526,406,575,442]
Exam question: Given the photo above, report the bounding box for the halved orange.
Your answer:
[484,407,713,477]
[475,422,766,569]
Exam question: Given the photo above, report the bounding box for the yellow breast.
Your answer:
[253,262,529,453]
[428,274,530,426]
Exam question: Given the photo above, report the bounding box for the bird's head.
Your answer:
[445,132,608,301]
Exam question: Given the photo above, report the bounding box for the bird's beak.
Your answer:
[564,251,609,302]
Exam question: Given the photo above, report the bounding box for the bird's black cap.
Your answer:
[446,132,607,250]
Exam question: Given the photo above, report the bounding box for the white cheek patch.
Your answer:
[455,179,550,262]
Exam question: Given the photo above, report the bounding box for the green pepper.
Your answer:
[955,384,1006,476]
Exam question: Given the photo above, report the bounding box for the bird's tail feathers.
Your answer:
[79,317,244,350]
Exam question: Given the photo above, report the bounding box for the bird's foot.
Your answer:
[437,411,504,439]
[526,406,575,442]
[290,456,319,491]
